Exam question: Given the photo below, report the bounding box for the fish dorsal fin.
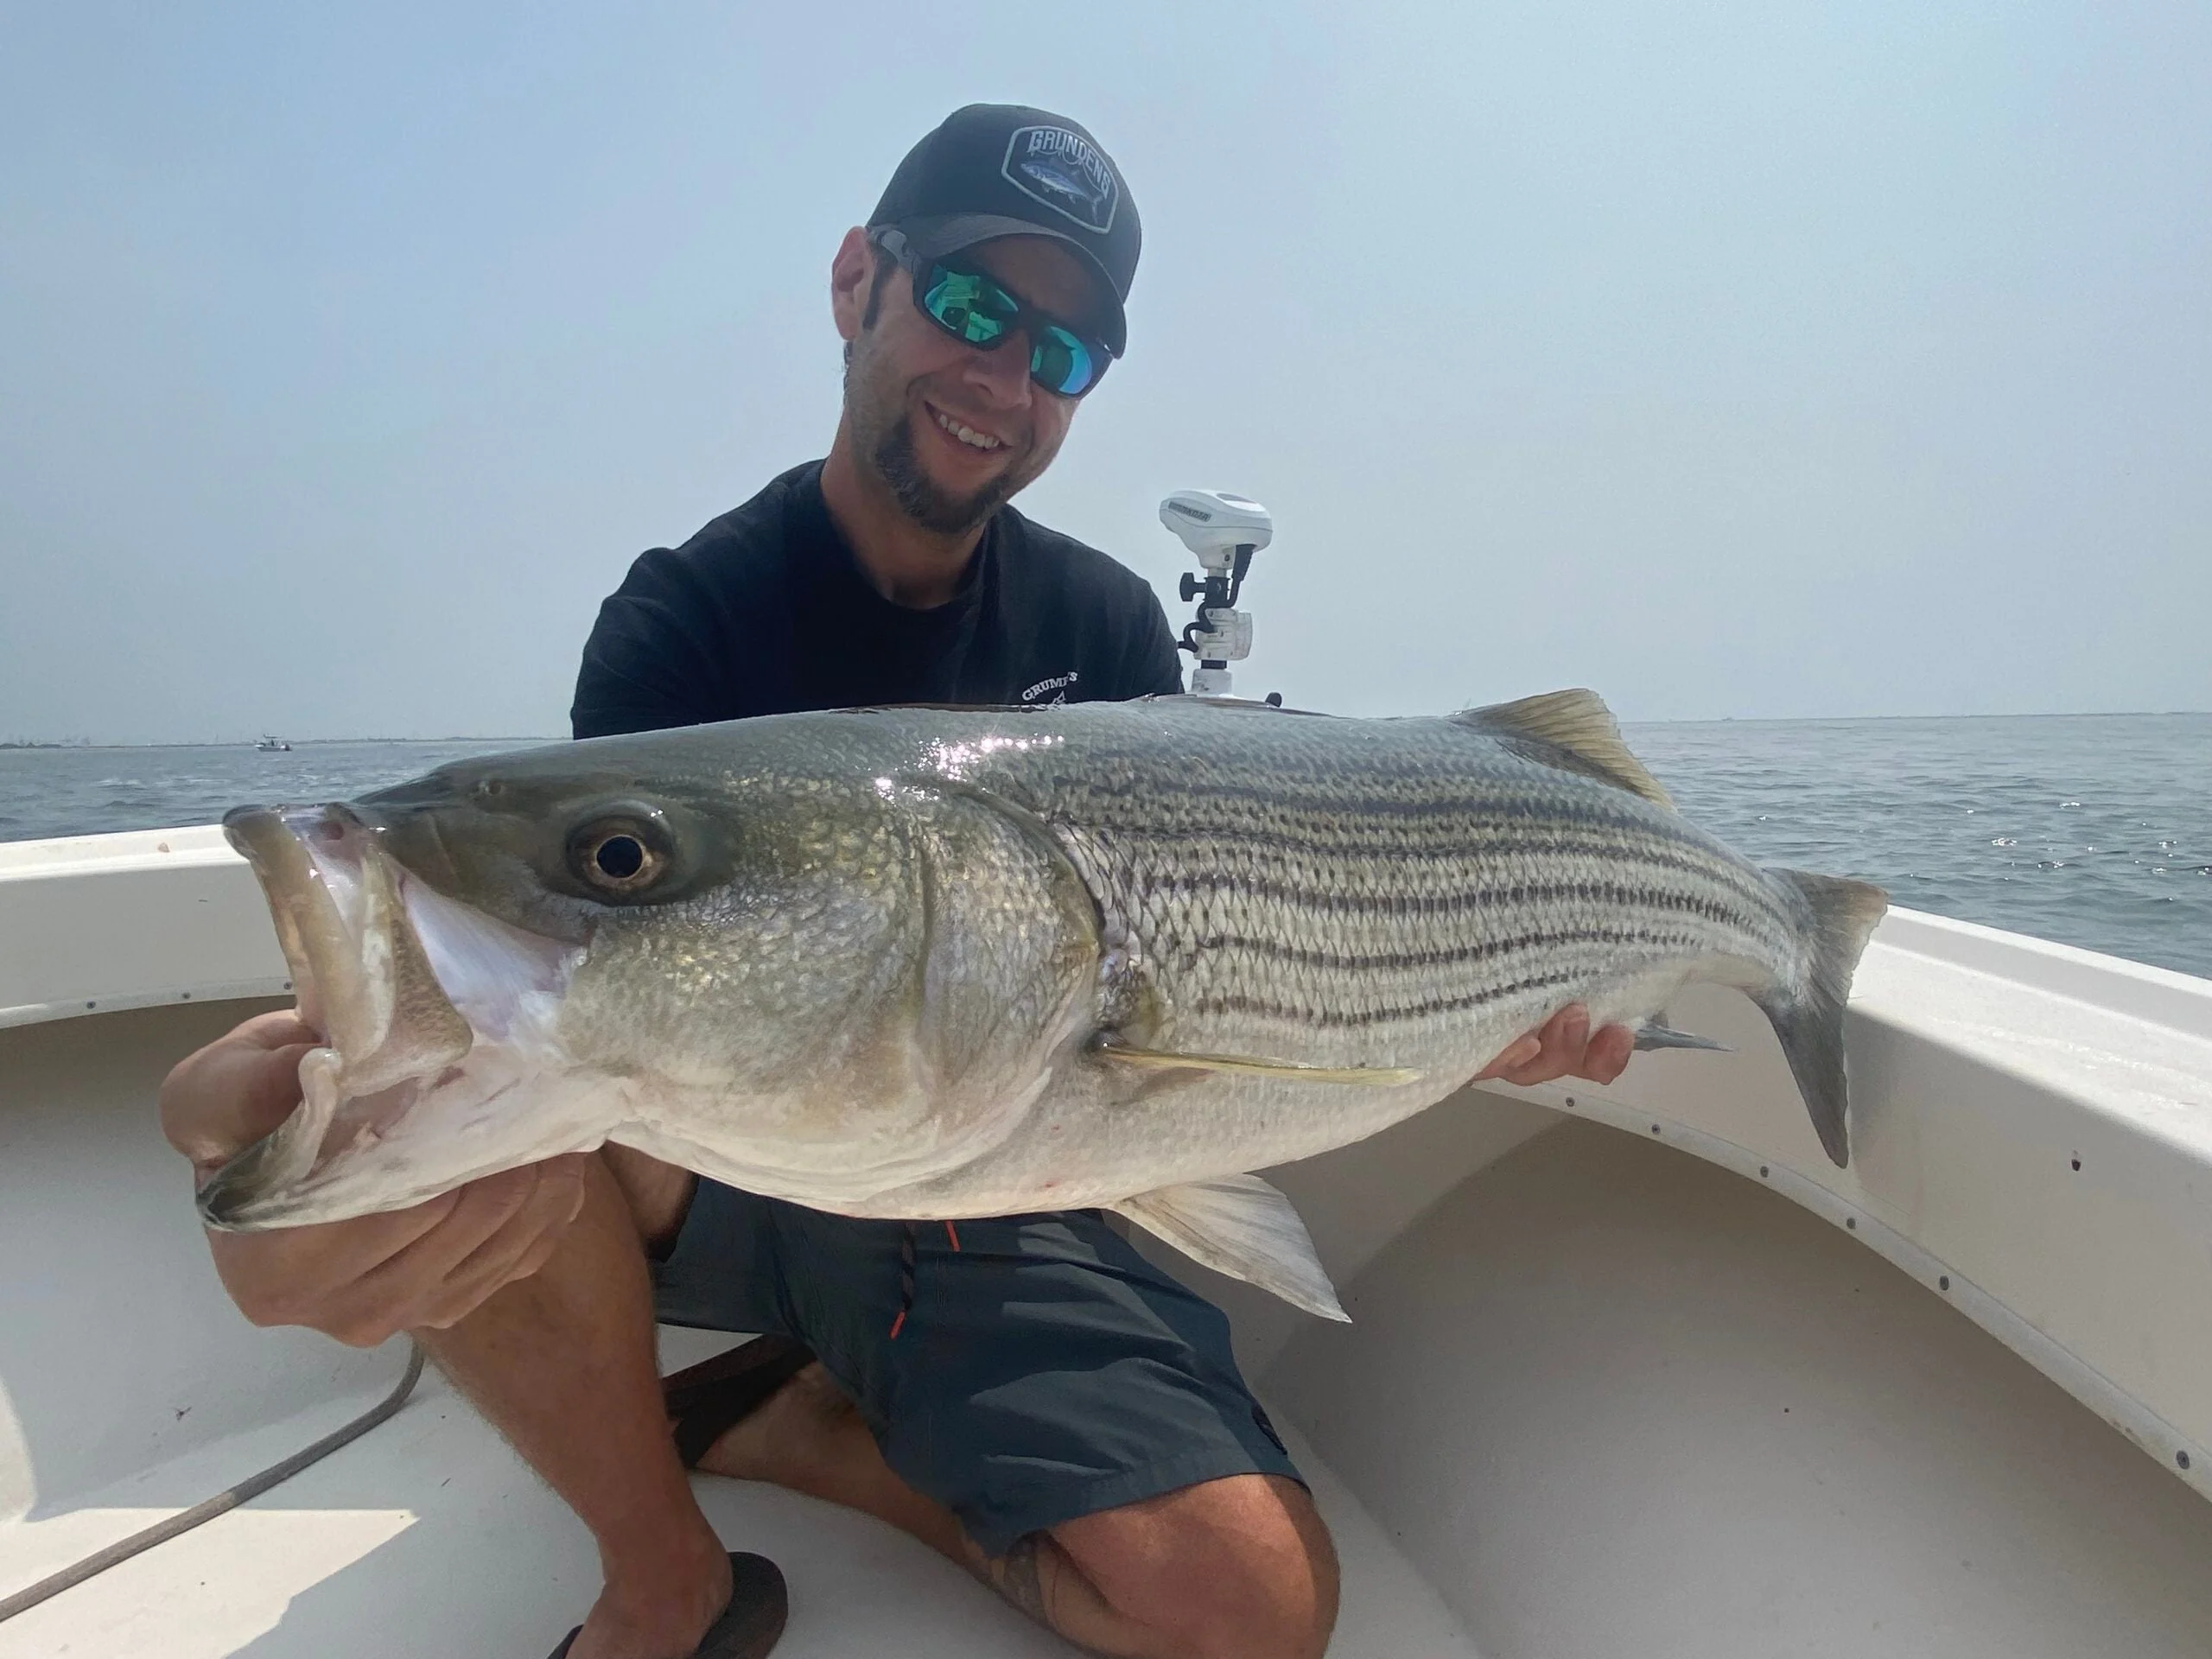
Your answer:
[1451,689,1674,809]
[1112,1174,1349,1322]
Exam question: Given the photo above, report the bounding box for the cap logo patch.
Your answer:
[1001,126,1118,235]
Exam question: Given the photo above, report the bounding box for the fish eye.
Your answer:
[565,813,672,897]
[594,836,645,879]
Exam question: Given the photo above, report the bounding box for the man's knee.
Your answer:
[598,1143,696,1255]
[1058,1473,1339,1659]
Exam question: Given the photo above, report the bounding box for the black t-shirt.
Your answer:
[571,461,1184,739]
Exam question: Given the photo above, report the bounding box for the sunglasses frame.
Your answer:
[870,228,1113,398]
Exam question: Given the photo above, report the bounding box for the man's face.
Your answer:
[836,232,1105,537]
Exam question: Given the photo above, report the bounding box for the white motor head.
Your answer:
[1160,490,1272,573]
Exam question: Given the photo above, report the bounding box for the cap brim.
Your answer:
[892,213,1127,357]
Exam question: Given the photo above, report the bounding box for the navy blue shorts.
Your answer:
[650,1180,1302,1557]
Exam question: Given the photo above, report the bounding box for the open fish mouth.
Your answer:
[200,805,587,1230]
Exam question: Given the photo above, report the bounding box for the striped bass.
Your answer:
[200,690,1887,1319]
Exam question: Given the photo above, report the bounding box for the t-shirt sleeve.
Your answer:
[569,548,729,740]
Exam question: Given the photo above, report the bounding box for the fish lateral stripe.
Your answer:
[1193,967,1592,1028]
[1058,821,1783,912]
[1171,921,1750,978]
[1105,872,1783,931]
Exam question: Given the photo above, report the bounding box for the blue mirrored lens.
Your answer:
[1032,326,1097,396]
[921,268,1014,345]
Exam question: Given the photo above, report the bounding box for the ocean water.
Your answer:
[1628,714,2212,981]
[2,715,2207,981]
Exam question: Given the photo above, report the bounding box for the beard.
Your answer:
[871,410,1020,536]
[846,332,1040,536]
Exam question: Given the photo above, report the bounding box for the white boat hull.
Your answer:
[3,828,2209,1655]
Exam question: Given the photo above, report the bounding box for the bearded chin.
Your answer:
[873,415,1016,536]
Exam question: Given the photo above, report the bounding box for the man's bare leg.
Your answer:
[418,1153,728,1659]
[421,1143,1331,1658]
[699,1356,1337,1659]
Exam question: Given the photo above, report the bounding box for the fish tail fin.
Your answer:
[1753,869,1890,1168]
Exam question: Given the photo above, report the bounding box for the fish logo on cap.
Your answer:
[1002,125,1119,234]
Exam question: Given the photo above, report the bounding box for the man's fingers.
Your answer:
[347,1167,542,1300]
[329,1160,590,1341]
[1586,1023,1635,1085]
[1478,1005,1643,1088]
[1491,1005,1588,1085]
[1475,1033,1542,1080]
[410,1173,588,1330]
[207,1185,465,1323]
[161,1015,323,1172]
[203,1150,590,1342]
[164,1013,594,1346]
[230,1008,325,1052]
[1478,1006,1587,1083]
[1540,1005,1591,1076]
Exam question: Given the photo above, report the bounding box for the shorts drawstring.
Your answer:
[887,1220,962,1340]
[889,1224,917,1340]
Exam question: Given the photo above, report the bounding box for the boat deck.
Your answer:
[0,1333,1473,1657]
[8,944,2212,1656]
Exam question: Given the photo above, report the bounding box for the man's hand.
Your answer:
[1476,1003,1633,1088]
[161,1010,588,1347]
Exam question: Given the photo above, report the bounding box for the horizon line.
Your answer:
[7,705,2212,750]
[5,708,2211,750]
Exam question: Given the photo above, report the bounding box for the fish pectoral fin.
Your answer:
[1112,1174,1349,1322]
[1632,1020,1732,1053]
[1450,689,1674,809]
[1090,1037,1420,1087]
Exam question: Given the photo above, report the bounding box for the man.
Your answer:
[161,105,1633,1659]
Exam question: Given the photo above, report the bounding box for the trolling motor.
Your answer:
[1160,490,1272,698]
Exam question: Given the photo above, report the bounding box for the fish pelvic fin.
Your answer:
[1113,1174,1349,1322]
[1090,1037,1421,1087]
[1632,1021,1732,1053]
[1756,869,1891,1168]
[1452,689,1674,809]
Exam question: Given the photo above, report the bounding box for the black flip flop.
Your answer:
[663,1335,816,1469]
[546,1550,786,1658]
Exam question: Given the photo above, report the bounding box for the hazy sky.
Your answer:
[3,3,2207,743]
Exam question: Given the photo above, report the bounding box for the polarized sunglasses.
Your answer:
[872,229,1112,397]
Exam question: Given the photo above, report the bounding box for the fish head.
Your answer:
[198,733,1059,1229]
[196,745,756,1230]
[196,777,603,1231]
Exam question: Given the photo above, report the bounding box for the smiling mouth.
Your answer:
[925,401,1009,454]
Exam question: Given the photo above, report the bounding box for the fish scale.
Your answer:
[1039,794,1794,1058]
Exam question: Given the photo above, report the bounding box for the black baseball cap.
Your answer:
[868,104,1141,358]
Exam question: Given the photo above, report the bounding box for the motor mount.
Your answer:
[1160,490,1271,697]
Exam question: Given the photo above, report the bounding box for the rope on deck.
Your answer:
[0,1338,427,1626]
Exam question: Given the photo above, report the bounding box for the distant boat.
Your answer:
[254,735,291,753]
